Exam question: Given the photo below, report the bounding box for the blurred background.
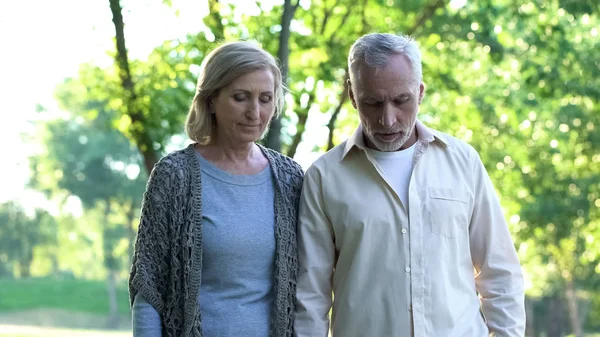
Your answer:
[0,0,598,336]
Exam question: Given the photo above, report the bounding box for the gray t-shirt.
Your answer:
[133,151,276,336]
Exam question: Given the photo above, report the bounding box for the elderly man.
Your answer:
[294,33,525,337]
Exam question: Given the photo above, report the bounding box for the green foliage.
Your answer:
[18,0,600,334]
[0,203,57,278]
[30,67,153,276]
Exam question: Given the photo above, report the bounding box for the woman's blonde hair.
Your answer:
[185,41,284,145]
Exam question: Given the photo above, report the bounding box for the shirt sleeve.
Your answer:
[133,293,163,337]
[294,165,336,337]
[468,149,526,337]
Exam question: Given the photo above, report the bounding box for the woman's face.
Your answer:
[212,68,276,146]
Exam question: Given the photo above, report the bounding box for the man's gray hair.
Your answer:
[348,33,422,85]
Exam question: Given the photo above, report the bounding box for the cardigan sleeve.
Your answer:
[129,159,175,315]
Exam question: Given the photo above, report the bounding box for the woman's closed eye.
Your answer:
[233,94,247,102]
[233,93,272,103]
[260,95,273,104]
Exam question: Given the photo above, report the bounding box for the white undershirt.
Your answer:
[365,142,417,212]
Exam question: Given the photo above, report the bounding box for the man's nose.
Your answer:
[379,103,396,128]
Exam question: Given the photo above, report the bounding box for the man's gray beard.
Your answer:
[367,134,409,152]
[365,125,413,152]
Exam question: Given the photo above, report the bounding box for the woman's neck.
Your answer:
[195,142,268,175]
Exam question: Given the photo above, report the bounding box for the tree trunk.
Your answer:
[287,112,309,159]
[546,295,565,337]
[126,200,136,272]
[565,278,583,337]
[18,237,33,278]
[525,296,535,337]
[265,0,299,152]
[50,252,59,276]
[102,200,120,329]
[106,269,120,329]
[18,257,32,278]
[578,295,592,334]
[108,0,158,174]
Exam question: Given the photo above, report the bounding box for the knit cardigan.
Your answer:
[129,144,304,337]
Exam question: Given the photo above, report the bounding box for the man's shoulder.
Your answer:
[428,128,478,158]
[309,141,349,169]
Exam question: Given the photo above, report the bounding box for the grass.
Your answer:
[0,326,597,337]
[0,324,131,337]
[0,277,130,315]
[1,278,598,336]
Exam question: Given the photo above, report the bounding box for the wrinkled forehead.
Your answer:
[227,68,276,91]
[355,54,416,82]
[354,64,420,98]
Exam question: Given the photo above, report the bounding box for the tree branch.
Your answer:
[320,0,341,35]
[108,0,158,175]
[360,0,371,33]
[265,0,300,152]
[328,5,352,44]
[327,70,349,150]
[288,91,316,158]
[406,0,447,36]
[206,0,226,40]
[324,0,367,150]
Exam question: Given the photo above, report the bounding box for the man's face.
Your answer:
[349,53,424,152]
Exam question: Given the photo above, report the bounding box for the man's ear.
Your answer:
[348,79,358,109]
[418,82,425,104]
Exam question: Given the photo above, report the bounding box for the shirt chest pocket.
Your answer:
[427,187,469,239]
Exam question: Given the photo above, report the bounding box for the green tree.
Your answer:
[416,1,600,335]
[38,0,600,333]
[31,82,147,327]
[0,202,57,278]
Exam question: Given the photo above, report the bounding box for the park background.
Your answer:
[0,0,599,336]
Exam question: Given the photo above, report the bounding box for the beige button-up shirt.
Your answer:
[294,120,525,337]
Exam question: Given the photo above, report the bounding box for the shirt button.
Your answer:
[409,305,413,312]
[405,267,411,273]
[401,228,407,234]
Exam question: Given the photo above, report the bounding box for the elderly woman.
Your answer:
[129,41,304,337]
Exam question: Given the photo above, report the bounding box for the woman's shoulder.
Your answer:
[260,146,304,178]
[149,145,196,183]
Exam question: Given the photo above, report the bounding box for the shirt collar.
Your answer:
[341,119,449,160]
